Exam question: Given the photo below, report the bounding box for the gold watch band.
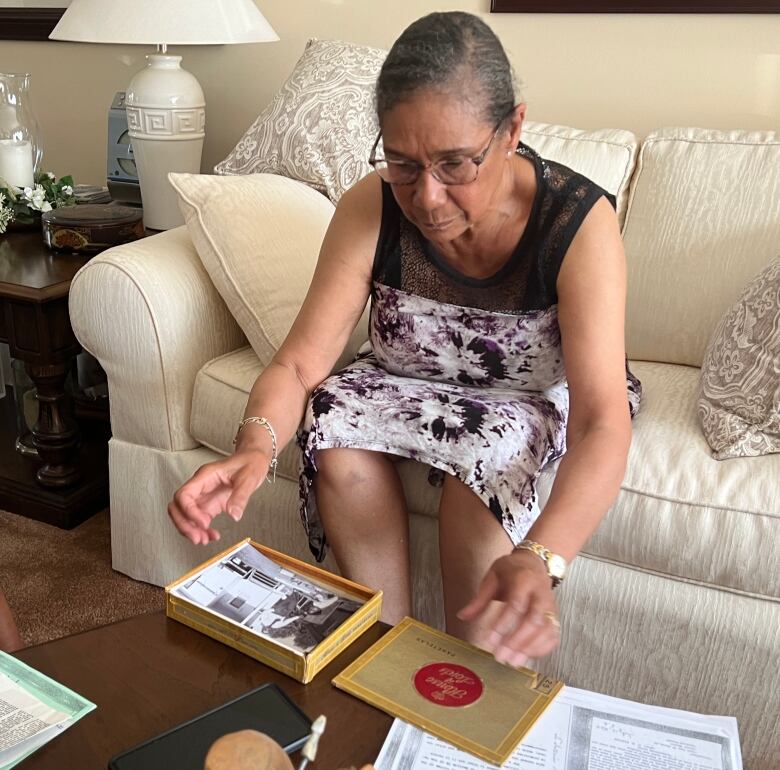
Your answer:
[513,539,566,587]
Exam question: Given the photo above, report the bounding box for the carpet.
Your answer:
[0,508,164,648]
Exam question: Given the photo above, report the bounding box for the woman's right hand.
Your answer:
[167,450,270,545]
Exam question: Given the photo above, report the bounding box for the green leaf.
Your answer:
[13,208,35,225]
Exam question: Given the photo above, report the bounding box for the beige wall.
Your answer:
[0,0,778,185]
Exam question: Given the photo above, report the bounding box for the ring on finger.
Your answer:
[543,611,561,630]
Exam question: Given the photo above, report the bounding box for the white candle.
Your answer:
[0,139,34,189]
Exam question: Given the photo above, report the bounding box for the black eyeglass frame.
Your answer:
[368,107,517,187]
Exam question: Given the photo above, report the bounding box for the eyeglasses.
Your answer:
[368,111,512,186]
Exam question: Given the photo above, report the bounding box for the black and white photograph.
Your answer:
[171,543,363,654]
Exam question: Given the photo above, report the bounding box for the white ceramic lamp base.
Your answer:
[125,54,205,231]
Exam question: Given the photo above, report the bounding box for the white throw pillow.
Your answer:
[698,257,780,459]
[169,172,368,370]
[214,39,387,204]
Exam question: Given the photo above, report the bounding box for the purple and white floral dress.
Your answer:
[298,144,642,562]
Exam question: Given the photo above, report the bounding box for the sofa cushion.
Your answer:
[623,127,780,367]
[214,38,387,203]
[194,349,779,598]
[539,360,780,599]
[191,347,300,481]
[522,122,637,227]
[698,257,780,459]
[170,172,368,370]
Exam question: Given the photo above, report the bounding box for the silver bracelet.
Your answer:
[233,416,278,483]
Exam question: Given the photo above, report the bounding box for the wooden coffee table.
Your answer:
[14,610,393,769]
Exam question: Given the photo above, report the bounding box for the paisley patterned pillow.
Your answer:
[214,38,387,203]
[698,258,780,459]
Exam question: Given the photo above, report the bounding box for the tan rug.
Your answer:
[0,508,164,648]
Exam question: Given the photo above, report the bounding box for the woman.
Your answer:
[169,12,640,668]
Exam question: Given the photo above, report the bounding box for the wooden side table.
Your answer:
[0,230,110,528]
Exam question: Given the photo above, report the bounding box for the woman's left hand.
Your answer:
[457,549,561,668]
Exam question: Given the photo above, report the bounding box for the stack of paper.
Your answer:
[73,185,112,204]
[375,685,743,770]
[0,652,95,770]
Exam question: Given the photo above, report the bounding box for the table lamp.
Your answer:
[50,0,278,230]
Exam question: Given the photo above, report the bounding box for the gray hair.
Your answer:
[376,12,519,127]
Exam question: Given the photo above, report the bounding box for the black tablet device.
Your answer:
[108,683,311,770]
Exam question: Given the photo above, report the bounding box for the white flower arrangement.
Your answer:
[23,184,53,213]
[0,171,76,234]
[0,192,13,233]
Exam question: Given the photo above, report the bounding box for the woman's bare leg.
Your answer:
[438,475,514,645]
[0,587,23,653]
[314,448,412,625]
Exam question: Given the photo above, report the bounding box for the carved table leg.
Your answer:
[26,361,81,488]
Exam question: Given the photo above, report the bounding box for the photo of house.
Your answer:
[173,543,362,653]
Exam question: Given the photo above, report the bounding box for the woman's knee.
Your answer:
[314,449,409,536]
[315,447,388,490]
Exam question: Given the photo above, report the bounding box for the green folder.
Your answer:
[0,651,96,769]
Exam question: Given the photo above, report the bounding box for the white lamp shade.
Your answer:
[49,0,279,45]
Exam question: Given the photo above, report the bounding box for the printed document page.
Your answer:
[0,652,95,770]
[375,685,742,770]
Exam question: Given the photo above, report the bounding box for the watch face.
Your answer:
[548,554,567,579]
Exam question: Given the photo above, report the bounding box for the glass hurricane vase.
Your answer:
[0,72,42,190]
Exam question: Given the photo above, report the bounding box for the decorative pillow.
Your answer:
[214,38,387,204]
[169,172,368,370]
[698,257,780,459]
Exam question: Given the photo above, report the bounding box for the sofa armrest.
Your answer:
[69,226,246,451]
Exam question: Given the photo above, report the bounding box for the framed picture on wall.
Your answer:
[491,0,780,11]
[0,2,69,41]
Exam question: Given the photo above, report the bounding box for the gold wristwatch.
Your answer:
[514,540,567,587]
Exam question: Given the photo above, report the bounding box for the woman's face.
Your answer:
[378,91,523,244]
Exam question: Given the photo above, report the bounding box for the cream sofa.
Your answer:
[69,125,780,767]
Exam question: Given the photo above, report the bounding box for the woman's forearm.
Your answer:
[233,359,313,459]
[523,421,630,562]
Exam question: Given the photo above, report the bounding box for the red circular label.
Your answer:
[413,662,484,707]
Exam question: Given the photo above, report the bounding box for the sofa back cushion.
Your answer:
[623,127,780,367]
[522,122,638,226]
[170,172,363,369]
